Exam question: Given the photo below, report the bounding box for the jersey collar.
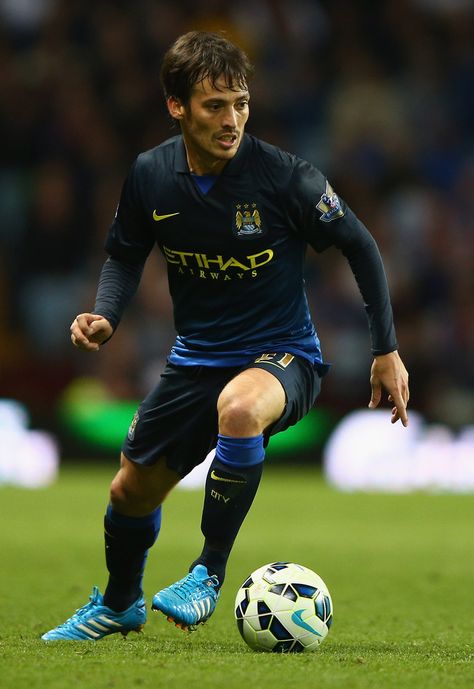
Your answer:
[174,134,250,176]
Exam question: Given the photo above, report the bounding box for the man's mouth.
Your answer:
[216,132,238,148]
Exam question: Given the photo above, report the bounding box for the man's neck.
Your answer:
[184,144,227,176]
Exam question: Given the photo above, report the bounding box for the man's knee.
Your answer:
[217,393,265,437]
[109,455,179,516]
[217,369,286,437]
[109,472,157,515]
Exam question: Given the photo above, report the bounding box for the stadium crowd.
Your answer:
[0,0,472,435]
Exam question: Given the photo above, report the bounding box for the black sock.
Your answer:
[190,457,263,585]
[103,506,161,611]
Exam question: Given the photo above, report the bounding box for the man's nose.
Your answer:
[221,106,238,128]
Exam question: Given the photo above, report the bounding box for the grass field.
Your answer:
[0,463,473,689]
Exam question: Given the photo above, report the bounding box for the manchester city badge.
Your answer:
[233,202,265,238]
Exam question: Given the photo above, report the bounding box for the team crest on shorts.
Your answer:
[233,202,265,238]
[128,410,139,441]
[316,181,345,222]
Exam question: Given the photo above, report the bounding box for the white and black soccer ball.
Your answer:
[234,562,333,653]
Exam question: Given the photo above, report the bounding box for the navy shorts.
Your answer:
[122,352,323,477]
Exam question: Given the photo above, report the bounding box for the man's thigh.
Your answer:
[217,366,286,435]
[242,352,322,440]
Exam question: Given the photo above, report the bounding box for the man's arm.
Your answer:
[70,256,145,352]
[336,225,409,425]
[331,219,409,426]
[288,160,410,425]
[332,220,410,425]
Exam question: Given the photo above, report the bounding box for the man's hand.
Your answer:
[369,350,410,426]
[70,313,113,352]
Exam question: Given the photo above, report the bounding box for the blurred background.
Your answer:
[0,0,472,478]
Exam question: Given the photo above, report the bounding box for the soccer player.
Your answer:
[42,31,409,641]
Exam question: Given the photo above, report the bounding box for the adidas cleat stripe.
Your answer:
[87,619,110,632]
[99,615,122,627]
[193,601,202,619]
[77,624,100,638]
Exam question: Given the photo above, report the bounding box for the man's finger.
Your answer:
[71,332,99,351]
[368,385,381,409]
[89,320,106,334]
[71,331,87,347]
[391,392,408,426]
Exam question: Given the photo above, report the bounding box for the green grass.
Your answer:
[0,464,473,689]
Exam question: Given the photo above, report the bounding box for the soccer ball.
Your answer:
[234,562,333,653]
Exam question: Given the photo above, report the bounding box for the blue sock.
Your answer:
[215,433,265,467]
[103,505,161,611]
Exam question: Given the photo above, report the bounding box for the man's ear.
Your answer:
[167,96,185,121]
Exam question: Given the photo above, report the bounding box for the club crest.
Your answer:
[316,181,345,222]
[233,202,265,238]
[128,410,139,441]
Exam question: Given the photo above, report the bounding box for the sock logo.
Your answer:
[210,470,246,484]
[210,489,230,503]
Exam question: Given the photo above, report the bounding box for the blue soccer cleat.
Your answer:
[41,586,146,641]
[151,564,220,631]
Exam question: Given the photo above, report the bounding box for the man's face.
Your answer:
[168,76,250,175]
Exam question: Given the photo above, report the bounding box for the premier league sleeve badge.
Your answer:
[316,181,345,223]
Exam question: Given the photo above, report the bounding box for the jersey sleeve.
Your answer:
[288,158,398,355]
[92,256,145,332]
[104,158,155,265]
[94,157,154,336]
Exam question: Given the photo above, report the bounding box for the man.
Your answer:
[42,31,409,641]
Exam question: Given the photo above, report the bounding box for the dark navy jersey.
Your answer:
[98,134,397,367]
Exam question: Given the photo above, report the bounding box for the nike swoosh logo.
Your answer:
[210,470,246,484]
[152,210,180,222]
[291,609,323,636]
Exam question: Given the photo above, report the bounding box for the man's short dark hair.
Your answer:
[160,31,254,104]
